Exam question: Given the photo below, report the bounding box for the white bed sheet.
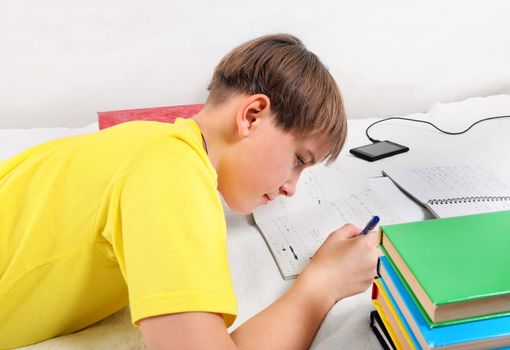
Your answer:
[4,94,510,349]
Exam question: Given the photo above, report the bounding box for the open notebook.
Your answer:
[253,157,402,279]
[382,165,510,218]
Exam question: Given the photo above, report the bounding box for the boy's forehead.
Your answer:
[294,132,332,163]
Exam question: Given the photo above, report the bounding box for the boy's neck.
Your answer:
[192,99,240,172]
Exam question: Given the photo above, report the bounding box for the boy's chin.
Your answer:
[227,203,254,216]
[220,194,255,216]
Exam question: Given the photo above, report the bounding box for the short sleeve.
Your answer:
[114,140,237,327]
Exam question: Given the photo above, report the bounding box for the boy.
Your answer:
[0,34,379,349]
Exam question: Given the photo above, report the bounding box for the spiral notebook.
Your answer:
[382,165,510,218]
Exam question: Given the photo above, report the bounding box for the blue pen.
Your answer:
[361,215,380,235]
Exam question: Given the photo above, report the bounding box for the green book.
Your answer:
[380,210,510,324]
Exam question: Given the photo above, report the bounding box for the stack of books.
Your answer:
[370,210,510,349]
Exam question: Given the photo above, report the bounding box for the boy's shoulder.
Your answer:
[101,119,212,176]
[99,119,202,150]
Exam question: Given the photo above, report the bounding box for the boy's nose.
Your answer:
[279,180,296,197]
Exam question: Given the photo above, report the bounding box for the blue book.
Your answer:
[378,256,510,349]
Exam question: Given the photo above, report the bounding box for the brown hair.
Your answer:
[206,33,347,163]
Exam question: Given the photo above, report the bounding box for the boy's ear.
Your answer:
[236,94,271,137]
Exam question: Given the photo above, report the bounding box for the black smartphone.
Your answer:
[349,140,409,162]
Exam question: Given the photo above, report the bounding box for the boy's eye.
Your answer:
[295,155,306,168]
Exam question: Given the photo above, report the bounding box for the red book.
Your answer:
[97,104,204,130]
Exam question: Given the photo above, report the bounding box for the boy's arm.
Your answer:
[140,224,379,350]
[140,279,328,350]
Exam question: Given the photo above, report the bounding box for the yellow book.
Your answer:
[372,280,417,350]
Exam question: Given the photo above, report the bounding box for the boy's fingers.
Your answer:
[364,230,380,245]
[334,223,362,239]
[330,224,380,243]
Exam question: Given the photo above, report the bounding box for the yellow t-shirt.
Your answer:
[0,119,237,349]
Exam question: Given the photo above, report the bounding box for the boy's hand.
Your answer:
[296,223,380,311]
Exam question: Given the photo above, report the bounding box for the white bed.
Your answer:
[6,94,510,349]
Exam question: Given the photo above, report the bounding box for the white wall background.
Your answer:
[1,0,510,128]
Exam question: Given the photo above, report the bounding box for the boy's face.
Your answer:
[218,115,330,215]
